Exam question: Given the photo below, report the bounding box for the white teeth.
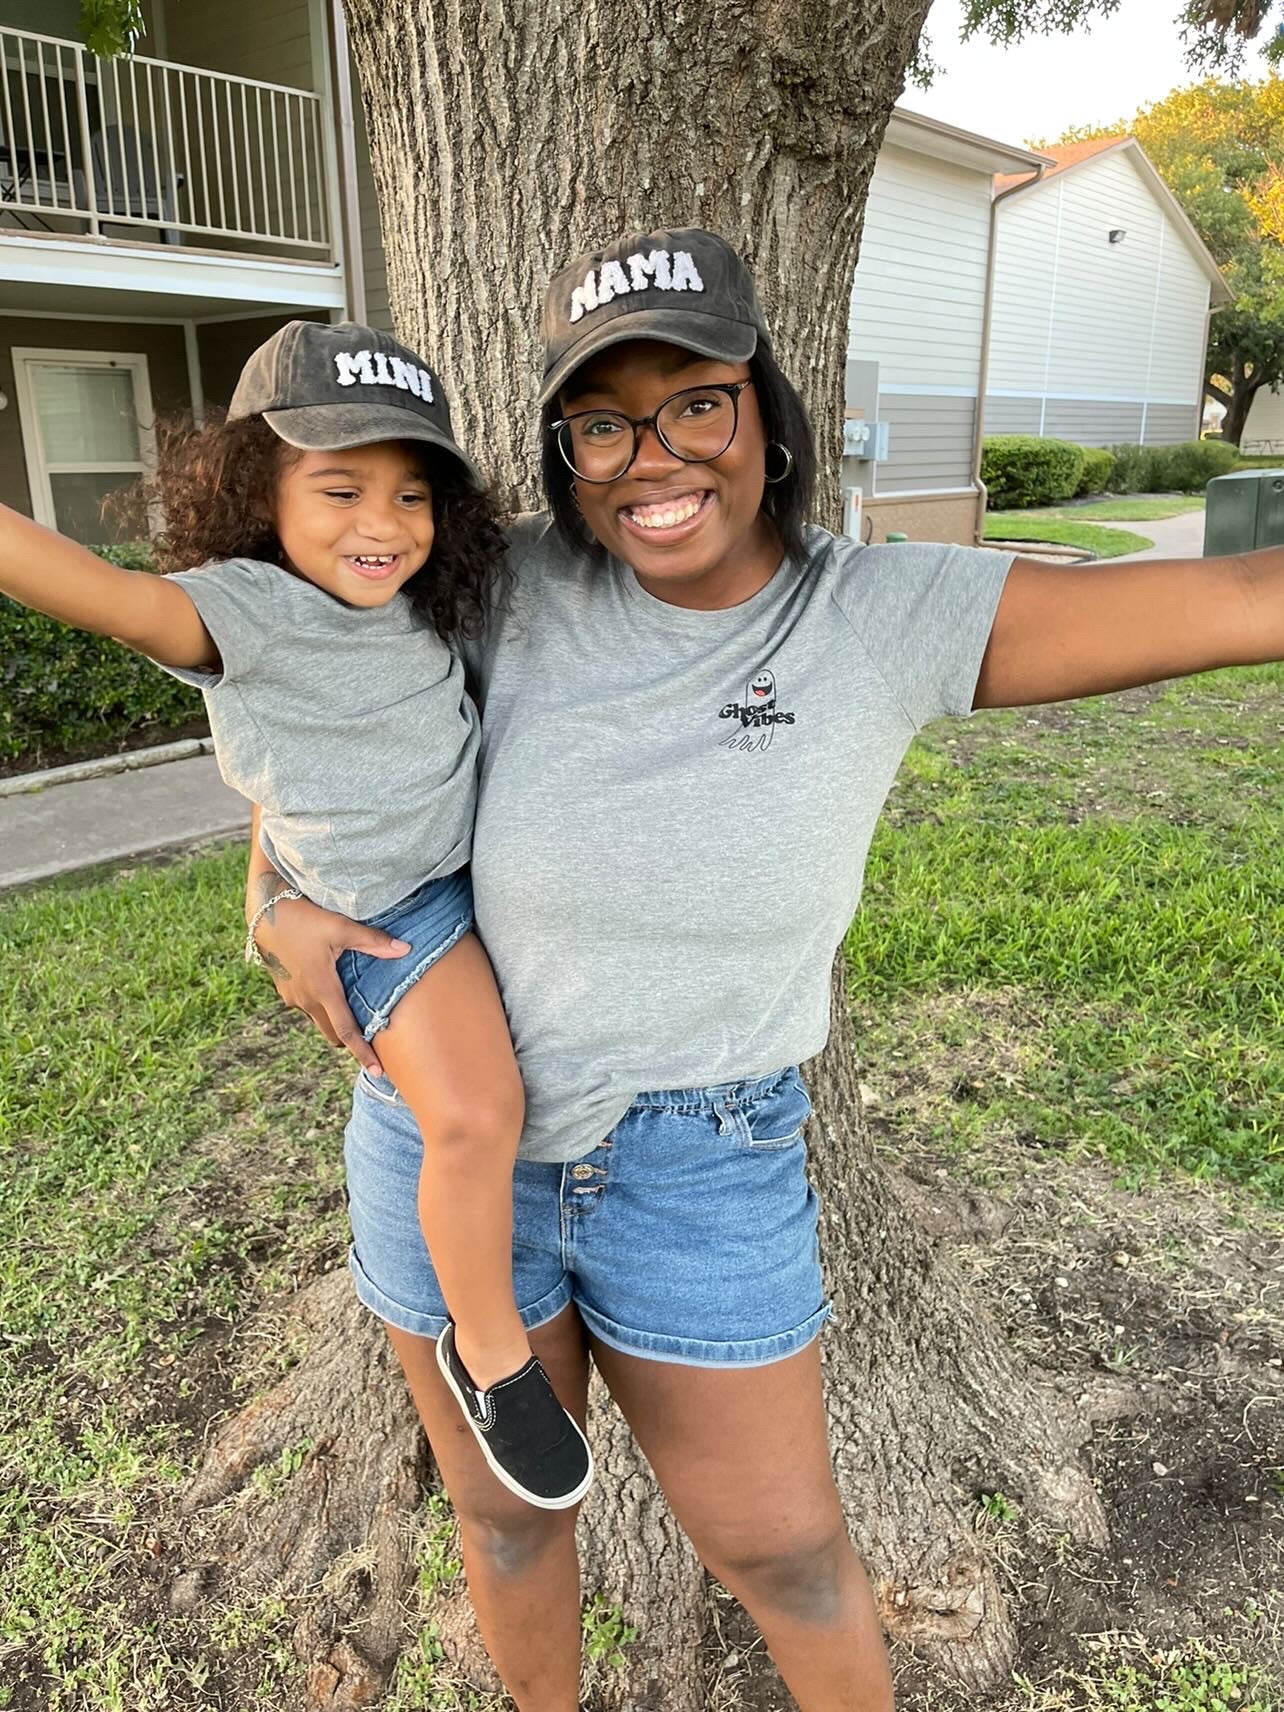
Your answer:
[627,494,705,530]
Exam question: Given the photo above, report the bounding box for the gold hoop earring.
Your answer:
[764,442,795,485]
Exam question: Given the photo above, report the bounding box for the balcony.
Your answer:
[0,24,334,260]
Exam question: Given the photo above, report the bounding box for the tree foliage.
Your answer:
[943,0,1281,71]
[1046,80,1284,441]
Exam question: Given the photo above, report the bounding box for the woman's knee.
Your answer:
[706,1524,857,1626]
[456,1495,578,1580]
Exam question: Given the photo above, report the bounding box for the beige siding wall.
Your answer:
[1240,388,1284,451]
[848,145,991,391]
[874,393,976,494]
[987,149,1213,445]
[159,0,316,88]
[982,394,1041,435]
[1144,402,1200,443]
[350,66,392,331]
[848,143,990,499]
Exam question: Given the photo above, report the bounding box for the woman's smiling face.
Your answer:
[559,339,784,610]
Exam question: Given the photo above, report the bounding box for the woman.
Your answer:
[247,227,1284,1711]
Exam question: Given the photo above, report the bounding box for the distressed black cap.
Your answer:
[228,319,481,485]
[538,227,770,405]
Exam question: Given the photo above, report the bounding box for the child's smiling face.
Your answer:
[273,439,435,607]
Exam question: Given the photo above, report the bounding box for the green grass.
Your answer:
[1049,497,1206,522]
[845,662,1284,1198]
[0,847,351,1710]
[984,514,1154,556]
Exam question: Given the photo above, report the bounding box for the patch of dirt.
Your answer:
[0,716,211,779]
[862,991,1284,1707]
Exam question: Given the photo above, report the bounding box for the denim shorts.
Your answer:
[343,1064,830,1367]
[337,867,474,1041]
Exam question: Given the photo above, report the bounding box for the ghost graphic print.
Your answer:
[721,667,778,753]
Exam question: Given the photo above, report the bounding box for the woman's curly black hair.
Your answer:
[148,412,506,640]
[539,340,817,566]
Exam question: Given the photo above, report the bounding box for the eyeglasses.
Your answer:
[549,380,753,483]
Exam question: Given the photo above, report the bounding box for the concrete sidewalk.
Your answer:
[0,754,250,891]
[1112,509,1206,561]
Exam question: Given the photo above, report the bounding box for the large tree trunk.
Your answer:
[1217,375,1263,448]
[177,4,1108,1705]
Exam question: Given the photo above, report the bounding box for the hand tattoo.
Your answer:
[259,946,291,981]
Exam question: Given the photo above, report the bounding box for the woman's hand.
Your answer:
[250,890,408,1075]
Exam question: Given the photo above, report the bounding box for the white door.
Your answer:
[13,348,156,543]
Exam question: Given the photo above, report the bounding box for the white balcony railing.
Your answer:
[0,25,331,254]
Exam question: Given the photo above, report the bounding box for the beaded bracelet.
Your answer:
[243,886,303,966]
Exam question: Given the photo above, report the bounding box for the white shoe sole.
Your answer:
[435,1332,595,1511]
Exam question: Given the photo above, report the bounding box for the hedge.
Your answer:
[1076,447,1114,496]
[0,544,204,768]
[981,435,1086,508]
[983,436,1245,508]
[1108,438,1239,494]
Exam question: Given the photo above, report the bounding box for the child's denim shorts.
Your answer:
[337,867,474,1041]
[343,1063,830,1367]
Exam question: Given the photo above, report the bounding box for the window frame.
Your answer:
[12,346,157,534]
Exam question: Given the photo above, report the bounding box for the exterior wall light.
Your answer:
[1108,228,1126,243]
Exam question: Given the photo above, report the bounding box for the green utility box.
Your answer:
[1204,468,1284,555]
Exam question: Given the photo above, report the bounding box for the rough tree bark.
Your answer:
[180,3,1109,1705]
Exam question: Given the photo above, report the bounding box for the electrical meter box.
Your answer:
[1204,469,1284,555]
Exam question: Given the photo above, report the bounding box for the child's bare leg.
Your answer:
[374,931,530,1388]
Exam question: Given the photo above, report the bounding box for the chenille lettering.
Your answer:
[567,248,706,324]
[333,350,436,401]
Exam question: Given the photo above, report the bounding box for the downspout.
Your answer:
[328,0,367,325]
[973,164,1047,545]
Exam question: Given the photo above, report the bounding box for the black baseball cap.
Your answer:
[228,319,482,486]
[538,227,771,406]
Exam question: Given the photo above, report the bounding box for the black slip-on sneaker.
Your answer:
[435,1321,594,1510]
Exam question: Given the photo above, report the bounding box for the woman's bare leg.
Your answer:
[376,932,529,1388]
[386,1307,591,1712]
[593,1338,894,1712]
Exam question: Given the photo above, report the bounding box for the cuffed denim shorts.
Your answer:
[337,867,474,1041]
[344,1064,831,1367]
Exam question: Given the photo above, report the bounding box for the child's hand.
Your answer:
[252,894,408,1074]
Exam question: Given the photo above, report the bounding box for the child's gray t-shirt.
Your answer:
[162,558,478,919]
[464,514,1014,1163]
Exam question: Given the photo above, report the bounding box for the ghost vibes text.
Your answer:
[719,704,797,728]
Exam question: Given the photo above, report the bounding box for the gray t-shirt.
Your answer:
[466,514,1013,1163]
[163,559,478,919]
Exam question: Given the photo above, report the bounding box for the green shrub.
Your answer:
[982,436,1086,508]
[1107,442,1157,493]
[1075,447,1115,496]
[0,544,204,769]
[1108,438,1240,494]
[1147,438,1239,492]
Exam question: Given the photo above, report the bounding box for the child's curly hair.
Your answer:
[148,412,506,639]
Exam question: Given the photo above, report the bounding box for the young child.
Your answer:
[0,319,592,1511]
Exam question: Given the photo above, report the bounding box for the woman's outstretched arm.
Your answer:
[975,548,1284,709]
[244,804,408,1073]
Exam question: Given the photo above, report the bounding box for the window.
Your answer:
[13,348,156,543]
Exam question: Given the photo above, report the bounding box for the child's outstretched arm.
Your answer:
[0,504,217,671]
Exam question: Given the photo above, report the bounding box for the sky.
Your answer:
[909,0,1274,149]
